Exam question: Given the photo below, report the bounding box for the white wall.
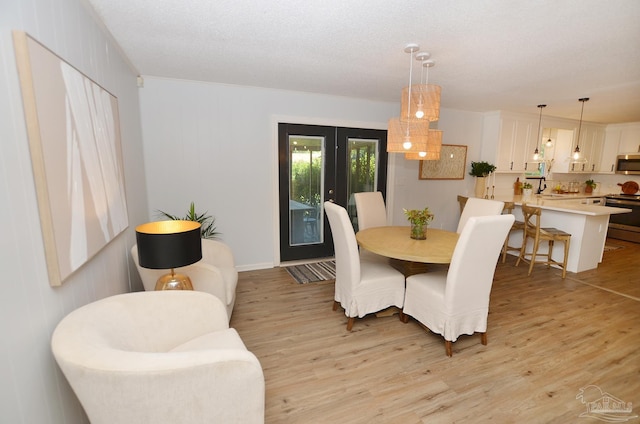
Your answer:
[0,0,145,422]
[138,77,487,269]
[139,77,399,269]
[388,110,485,231]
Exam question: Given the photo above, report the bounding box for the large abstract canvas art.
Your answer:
[13,31,128,286]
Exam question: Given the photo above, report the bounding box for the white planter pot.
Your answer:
[474,177,487,198]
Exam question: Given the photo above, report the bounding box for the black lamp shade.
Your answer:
[135,220,202,269]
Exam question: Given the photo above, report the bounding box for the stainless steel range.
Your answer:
[605,194,640,243]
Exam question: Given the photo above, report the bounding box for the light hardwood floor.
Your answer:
[230,238,640,423]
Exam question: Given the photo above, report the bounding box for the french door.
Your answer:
[278,123,388,262]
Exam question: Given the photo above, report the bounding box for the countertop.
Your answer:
[491,194,631,216]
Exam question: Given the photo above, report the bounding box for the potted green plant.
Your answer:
[522,182,533,199]
[403,207,434,240]
[469,161,497,177]
[157,202,219,239]
[469,161,496,197]
[585,179,597,194]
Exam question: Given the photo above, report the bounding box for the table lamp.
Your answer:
[135,220,202,290]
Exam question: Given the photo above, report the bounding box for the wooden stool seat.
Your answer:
[516,204,571,279]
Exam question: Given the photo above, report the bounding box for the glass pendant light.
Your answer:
[532,104,546,163]
[571,98,589,164]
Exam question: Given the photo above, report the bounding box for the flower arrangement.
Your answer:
[522,182,533,190]
[404,207,434,240]
[469,161,496,177]
[585,179,597,193]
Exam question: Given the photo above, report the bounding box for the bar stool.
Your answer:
[516,204,571,279]
[501,202,525,263]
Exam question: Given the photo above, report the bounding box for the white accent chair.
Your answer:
[402,215,515,356]
[324,201,405,331]
[131,238,238,320]
[456,197,505,233]
[51,291,265,424]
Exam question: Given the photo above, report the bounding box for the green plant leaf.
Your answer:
[155,202,219,239]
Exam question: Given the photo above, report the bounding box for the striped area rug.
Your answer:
[285,260,336,284]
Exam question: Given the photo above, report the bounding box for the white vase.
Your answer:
[523,188,533,199]
[475,177,487,198]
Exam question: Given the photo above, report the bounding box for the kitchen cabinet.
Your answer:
[581,126,606,173]
[607,122,640,154]
[599,128,621,174]
[495,113,539,173]
[551,124,606,173]
[482,112,635,176]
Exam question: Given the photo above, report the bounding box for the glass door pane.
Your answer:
[347,138,379,231]
[289,135,324,245]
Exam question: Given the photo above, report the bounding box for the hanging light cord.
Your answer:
[536,104,546,154]
[406,49,414,120]
[575,97,589,151]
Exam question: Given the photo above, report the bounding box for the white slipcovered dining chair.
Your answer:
[402,214,515,356]
[456,197,505,233]
[353,191,389,262]
[324,201,405,331]
[353,191,387,230]
[51,291,265,424]
[131,238,238,321]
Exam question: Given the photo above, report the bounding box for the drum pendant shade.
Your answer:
[401,84,441,122]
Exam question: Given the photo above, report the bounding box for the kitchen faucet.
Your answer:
[526,176,547,195]
[537,176,546,194]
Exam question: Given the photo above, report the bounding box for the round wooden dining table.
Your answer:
[355,226,459,264]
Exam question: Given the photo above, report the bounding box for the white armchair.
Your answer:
[51,291,265,424]
[131,238,238,320]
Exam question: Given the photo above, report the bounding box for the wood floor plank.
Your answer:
[230,238,640,423]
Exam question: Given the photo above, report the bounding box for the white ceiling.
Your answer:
[86,0,640,124]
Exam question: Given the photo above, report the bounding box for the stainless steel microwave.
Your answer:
[616,154,640,175]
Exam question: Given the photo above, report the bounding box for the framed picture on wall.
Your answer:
[13,31,129,286]
[419,144,467,180]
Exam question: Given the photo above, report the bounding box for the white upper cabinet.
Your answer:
[600,127,621,174]
[493,113,539,173]
[609,122,640,154]
[551,124,606,173]
[483,112,639,175]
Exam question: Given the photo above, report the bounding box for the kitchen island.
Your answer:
[492,194,631,273]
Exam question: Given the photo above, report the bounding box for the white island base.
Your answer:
[497,196,631,274]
